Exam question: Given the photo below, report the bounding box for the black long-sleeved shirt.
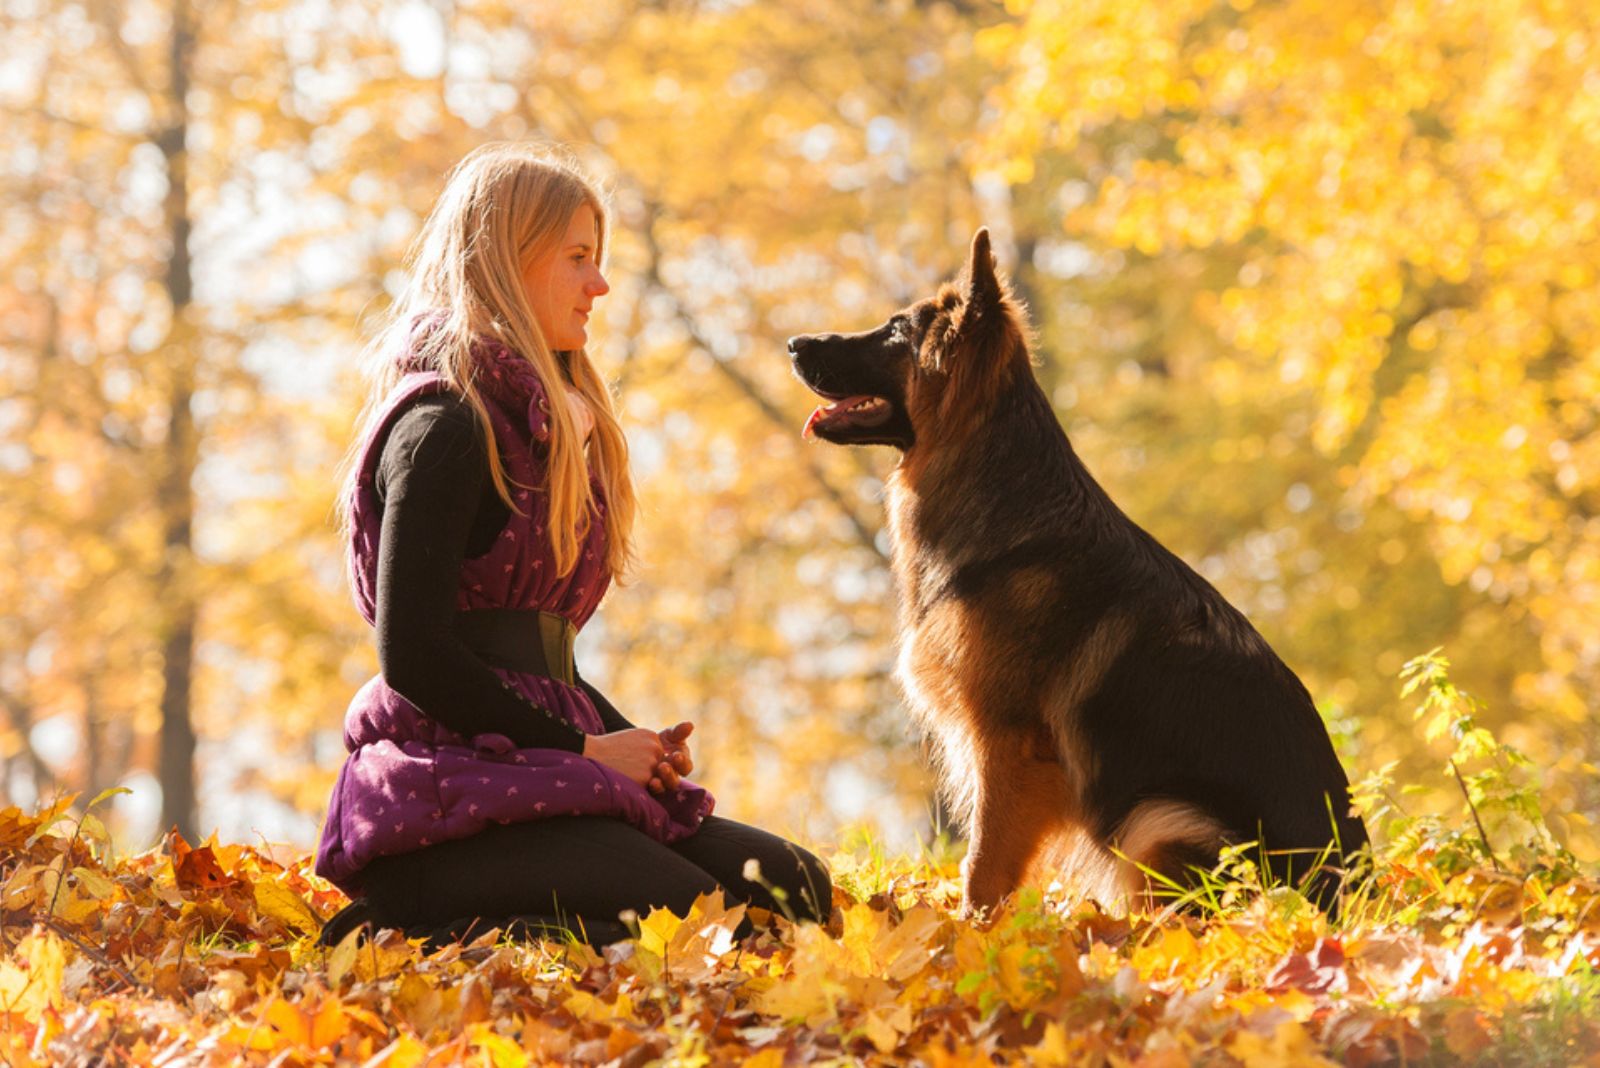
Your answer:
[373,393,634,750]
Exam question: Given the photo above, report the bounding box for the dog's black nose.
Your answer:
[787,335,806,355]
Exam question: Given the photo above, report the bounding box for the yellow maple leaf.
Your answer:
[368,1035,429,1068]
[394,972,444,1038]
[0,931,66,1022]
[751,924,845,1024]
[1,865,50,912]
[857,1002,913,1054]
[875,905,944,982]
[564,989,608,1022]
[261,993,348,1051]
[70,866,116,901]
[309,995,349,1050]
[468,1022,531,1068]
[253,878,322,936]
[1227,1021,1341,1068]
[325,926,362,988]
[636,903,683,960]
[1134,923,1203,981]
[354,931,421,983]
[49,886,102,926]
[1024,1022,1076,1067]
[633,891,745,983]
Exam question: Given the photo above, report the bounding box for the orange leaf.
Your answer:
[168,831,237,894]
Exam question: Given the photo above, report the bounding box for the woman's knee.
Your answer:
[783,844,833,924]
[673,817,833,924]
[743,838,832,924]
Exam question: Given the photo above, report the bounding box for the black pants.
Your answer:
[354,814,831,945]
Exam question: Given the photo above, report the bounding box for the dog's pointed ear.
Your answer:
[966,227,998,304]
[960,228,1004,333]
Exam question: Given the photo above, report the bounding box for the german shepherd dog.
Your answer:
[788,230,1369,916]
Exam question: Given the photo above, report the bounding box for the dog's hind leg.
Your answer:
[959,730,1074,919]
[1112,799,1229,913]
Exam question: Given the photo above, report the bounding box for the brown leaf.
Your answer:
[207,945,291,982]
[167,831,237,895]
[1265,937,1347,994]
[1442,1007,1495,1058]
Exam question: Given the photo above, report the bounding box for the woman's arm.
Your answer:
[375,396,588,752]
[573,670,638,733]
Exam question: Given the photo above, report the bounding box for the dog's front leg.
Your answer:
[959,732,1071,919]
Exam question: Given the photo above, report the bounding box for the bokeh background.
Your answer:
[2,0,1597,859]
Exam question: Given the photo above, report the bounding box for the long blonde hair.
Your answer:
[341,142,636,579]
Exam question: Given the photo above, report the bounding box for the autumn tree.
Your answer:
[3,0,1018,843]
[0,0,454,838]
[980,0,1600,848]
[13,0,1590,856]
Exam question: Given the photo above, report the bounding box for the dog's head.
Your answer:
[788,228,1027,450]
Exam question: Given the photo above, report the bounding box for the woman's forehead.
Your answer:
[564,202,601,245]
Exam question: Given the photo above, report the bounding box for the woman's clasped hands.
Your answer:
[583,721,694,796]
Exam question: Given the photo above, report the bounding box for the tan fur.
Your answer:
[958,735,1076,913]
[1037,612,1137,811]
[887,508,1073,914]
[1004,565,1059,617]
[1114,799,1230,907]
[1029,828,1125,908]
[897,591,1153,913]
[1116,799,1229,865]
[896,597,984,830]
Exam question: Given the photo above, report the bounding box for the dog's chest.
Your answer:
[884,480,951,618]
[894,600,972,732]
[885,487,985,725]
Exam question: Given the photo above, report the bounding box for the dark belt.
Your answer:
[454,609,577,687]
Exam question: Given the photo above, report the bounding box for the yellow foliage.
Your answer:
[252,879,322,937]
[983,0,1600,852]
[0,932,66,1022]
[1226,1020,1342,1068]
[631,890,746,983]
[0,804,1593,1063]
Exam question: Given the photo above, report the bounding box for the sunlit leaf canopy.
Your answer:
[1,0,1595,857]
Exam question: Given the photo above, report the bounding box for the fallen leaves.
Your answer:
[1264,937,1347,995]
[1,796,1599,1065]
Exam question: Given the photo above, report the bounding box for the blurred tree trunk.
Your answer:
[83,677,102,805]
[154,0,199,841]
[1,692,53,801]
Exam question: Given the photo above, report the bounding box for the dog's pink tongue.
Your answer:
[803,397,873,440]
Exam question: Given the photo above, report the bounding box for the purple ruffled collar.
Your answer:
[397,314,556,443]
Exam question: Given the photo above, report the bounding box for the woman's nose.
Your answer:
[588,269,610,297]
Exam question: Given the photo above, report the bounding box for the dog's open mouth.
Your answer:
[803,395,892,439]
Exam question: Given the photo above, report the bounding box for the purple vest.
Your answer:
[315,340,713,893]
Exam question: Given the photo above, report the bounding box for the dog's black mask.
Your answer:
[790,228,1016,451]
[788,313,919,449]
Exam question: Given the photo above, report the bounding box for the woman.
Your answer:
[315,143,830,947]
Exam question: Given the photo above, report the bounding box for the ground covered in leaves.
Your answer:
[2,795,1598,1066]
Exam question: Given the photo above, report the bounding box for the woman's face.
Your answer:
[522,202,609,351]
